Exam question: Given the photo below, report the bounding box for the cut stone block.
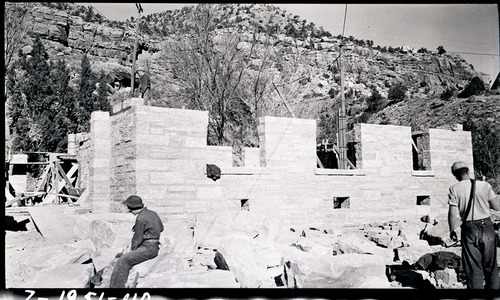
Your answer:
[162,221,195,257]
[191,248,217,269]
[22,243,94,271]
[138,269,239,288]
[90,220,116,250]
[421,215,450,246]
[434,268,458,287]
[216,236,267,288]
[282,247,387,288]
[24,263,94,288]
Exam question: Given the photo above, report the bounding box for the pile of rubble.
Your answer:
[6,209,473,288]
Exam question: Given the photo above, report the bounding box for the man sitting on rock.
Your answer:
[109,195,164,288]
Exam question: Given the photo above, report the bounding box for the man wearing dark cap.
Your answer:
[447,161,500,289]
[109,195,164,288]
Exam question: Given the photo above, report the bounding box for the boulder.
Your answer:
[366,229,397,248]
[253,218,300,245]
[387,236,410,249]
[148,252,190,276]
[73,213,134,243]
[254,240,282,269]
[22,243,94,271]
[24,263,94,288]
[259,266,286,288]
[162,221,196,258]
[92,247,121,272]
[291,238,332,256]
[194,212,262,249]
[66,238,96,254]
[139,269,239,288]
[89,61,132,85]
[95,263,114,288]
[421,215,450,246]
[300,227,324,238]
[397,221,423,241]
[434,268,458,287]
[394,243,434,264]
[90,220,116,250]
[215,236,268,288]
[331,240,367,255]
[282,247,387,288]
[21,45,33,55]
[191,248,217,269]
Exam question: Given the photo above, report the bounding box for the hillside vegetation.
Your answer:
[5,2,499,191]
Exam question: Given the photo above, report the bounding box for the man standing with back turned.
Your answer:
[109,195,164,288]
[448,161,500,289]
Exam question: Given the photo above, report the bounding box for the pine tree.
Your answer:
[47,59,77,152]
[78,54,96,132]
[14,36,53,151]
[6,59,31,152]
[94,70,111,112]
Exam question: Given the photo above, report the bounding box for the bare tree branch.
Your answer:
[4,3,34,72]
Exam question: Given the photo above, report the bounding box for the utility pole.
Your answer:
[337,4,348,169]
[338,41,348,169]
[130,3,143,98]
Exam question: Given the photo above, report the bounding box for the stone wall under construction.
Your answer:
[71,100,473,227]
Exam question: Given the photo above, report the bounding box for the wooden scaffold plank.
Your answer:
[42,163,78,204]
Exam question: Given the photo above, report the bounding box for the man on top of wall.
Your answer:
[109,195,164,288]
[448,161,500,289]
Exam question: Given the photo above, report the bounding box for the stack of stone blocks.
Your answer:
[70,100,473,228]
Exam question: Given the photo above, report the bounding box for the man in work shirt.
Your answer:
[109,195,164,288]
[448,161,500,289]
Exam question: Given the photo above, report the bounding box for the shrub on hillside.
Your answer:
[458,77,485,98]
[366,87,385,112]
[437,46,446,55]
[387,83,407,103]
[440,87,455,101]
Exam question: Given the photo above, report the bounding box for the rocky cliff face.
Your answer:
[18,3,159,88]
[11,3,492,128]
[26,4,162,61]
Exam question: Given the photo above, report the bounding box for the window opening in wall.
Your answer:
[412,131,431,171]
[416,195,430,206]
[333,197,350,209]
[241,199,249,211]
[317,138,357,169]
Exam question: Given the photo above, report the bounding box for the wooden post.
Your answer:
[51,161,59,204]
[130,10,141,98]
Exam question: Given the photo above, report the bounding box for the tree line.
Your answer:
[6,36,110,154]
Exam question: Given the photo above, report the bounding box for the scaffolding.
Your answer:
[5,152,87,207]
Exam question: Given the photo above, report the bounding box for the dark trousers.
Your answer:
[109,241,159,288]
[461,218,499,289]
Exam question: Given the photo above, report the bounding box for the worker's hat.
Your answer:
[451,161,468,172]
[123,195,144,210]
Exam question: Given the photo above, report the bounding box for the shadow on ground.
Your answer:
[5,215,30,232]
[386,264,436,289]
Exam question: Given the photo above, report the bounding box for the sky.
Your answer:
[84,3,499,82]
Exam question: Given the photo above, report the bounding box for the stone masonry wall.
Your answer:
[76,103,473,227]
[70,113,112,212]
[110,107,137,211]
[429,128,474,211]
[89,112,112,213]
[133,106,208,222]
[69,132,91,191]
